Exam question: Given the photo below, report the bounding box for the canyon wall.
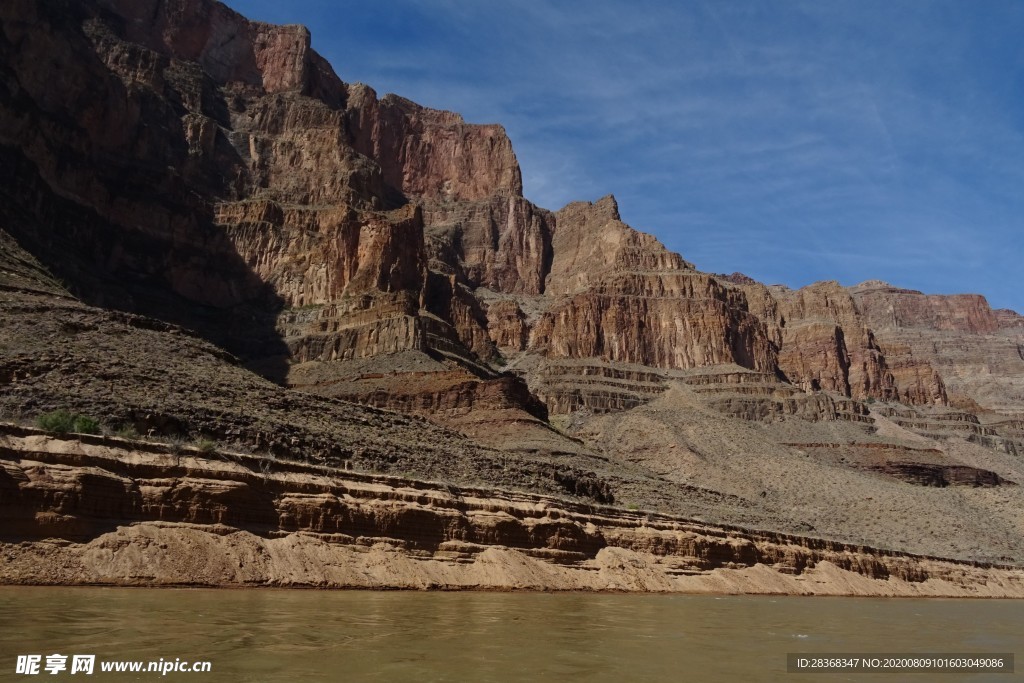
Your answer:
[851,282,1024,416]
[4,0,1021,432]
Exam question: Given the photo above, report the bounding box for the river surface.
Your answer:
[0,588,1019,682]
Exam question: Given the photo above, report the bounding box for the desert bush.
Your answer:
[114,424,140,439]
[72,415,100,434]
[37,410,99,435]
[37,410,75,433]
[196,438,218,455]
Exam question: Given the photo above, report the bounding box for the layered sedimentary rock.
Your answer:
[872,405,1021,455]
[850,282,1024,416]
[873,339,948,406]
[422,196,554,296]
[514,199,779,415]
[3,430,1022,596]
[530,360,671,415]
[767,282,898,402]
[853,282,1003,333]
[4,0,1021,422]
[347,90,523,203]
[532,197,775,371]
[680,368,872,424]
[8,0,1018,437]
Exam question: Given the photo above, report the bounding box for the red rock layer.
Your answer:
[530,198,776,373]
[850,282,1024,415]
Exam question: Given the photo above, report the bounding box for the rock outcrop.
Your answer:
[532,197,776,372]
[850,282,1024,416]
[6,0,1019,433]
[769,282,891,400]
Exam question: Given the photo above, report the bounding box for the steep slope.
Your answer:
[0,231,625,500]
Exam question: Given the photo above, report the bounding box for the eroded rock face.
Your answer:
[850,282,1024,415]
[423,196,554,295]
[530,198,776,373]
[853,281,1002,334]
[767,282,895,402]
[5,0,1024,593]
[3,432,1022,595]
[0,0,786,434]
[874,340,948,406]
[348,91,523,202]
[0,0,530,432]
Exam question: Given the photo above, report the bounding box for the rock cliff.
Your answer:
[7,0,1017,429]
[850,281,1024,416]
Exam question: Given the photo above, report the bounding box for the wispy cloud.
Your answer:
[228,0,1024,311]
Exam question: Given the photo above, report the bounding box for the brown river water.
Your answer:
[0,588,1019,682]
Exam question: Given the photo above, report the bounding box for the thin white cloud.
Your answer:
[226,0,1024,310]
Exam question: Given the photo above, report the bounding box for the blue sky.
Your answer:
[228,0,1024,312]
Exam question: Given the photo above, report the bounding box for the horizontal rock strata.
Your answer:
[2,432,1022,596]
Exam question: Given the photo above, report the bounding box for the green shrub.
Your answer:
[114,424,140,439]
[37,410,75,433]
[196,438,218,455]
[37,411,100,435]
[72,415,100,435]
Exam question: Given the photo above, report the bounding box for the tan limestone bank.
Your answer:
[1,427,1021,597]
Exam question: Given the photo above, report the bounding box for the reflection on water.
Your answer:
[0,588,1019,682]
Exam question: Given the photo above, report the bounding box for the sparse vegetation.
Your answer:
[284,303,324,313]
[114,424,140,439]
[37,410,75,433]
[257,456,274,476]
[37,410,100,435]
[196,438,218,455]
[0,406,25,425]
[73,415,100,434]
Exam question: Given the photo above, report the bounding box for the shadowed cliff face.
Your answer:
[0,0,291,377]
